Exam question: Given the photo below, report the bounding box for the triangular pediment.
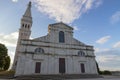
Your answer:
[49,22,73,30]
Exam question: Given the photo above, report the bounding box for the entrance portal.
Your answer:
[35,62,41,73]
[59,58,65,73]
[81,63,85,73]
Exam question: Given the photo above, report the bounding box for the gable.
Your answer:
[49,22,73,30]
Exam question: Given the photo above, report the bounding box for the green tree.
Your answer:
[0,43,10,71]
[103,70,111,75]
[3,56,10,70]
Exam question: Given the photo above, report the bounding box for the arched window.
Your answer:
[25,24,27,28]
[22,24,24,27]
[35,48,44,54]
[28,25,30,29]
[78,51,85,56]
[59,31,65,43]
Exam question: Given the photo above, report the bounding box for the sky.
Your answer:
[0,0,120,71]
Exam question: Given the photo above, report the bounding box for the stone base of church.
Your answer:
[15,54,98,76]
[15,74,102,79]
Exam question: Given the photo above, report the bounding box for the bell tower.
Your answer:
[12,2,32,70]
[19,1,32,40]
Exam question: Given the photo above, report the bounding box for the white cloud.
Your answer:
[110,11,120,24]
[0,32,18,47]
[12,0,18,2]
[96,36,111,44]
[94,48,109,53]
[8,51,15,64]
[95,0,102,8]
[96,49,120,71]
[8,51,15,69]
[113,41,120,48]
[32,0,102,24]
[73,26,79,31]
[97,55,120,63]
[97,55,120,71]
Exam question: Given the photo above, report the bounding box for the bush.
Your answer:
[99,70,111,75]
[103,70,111,75]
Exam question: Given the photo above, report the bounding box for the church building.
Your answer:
[12,2,98,76]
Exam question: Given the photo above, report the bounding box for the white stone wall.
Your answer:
[15,53,98,76]
[15,23,98,76]
[20,40,94,56]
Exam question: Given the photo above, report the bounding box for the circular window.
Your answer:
[78,51,85,56]
[35,48,44,54]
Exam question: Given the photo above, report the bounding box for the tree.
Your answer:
[3,56,10,70]
[103,70,111,75]
[0,43,10,71]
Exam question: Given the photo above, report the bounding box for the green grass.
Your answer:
[0,70,15,78]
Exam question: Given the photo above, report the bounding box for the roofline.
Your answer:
[49,22,74,30]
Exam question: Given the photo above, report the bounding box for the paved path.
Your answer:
[0,78,120,80]
[67,76,120,80]
[0,79,120,80]
[0,75,120,80]
[67,78,120,80]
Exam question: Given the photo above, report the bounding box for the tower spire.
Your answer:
[23,1,32,17]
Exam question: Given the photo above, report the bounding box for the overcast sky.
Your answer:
[0,0,120,71]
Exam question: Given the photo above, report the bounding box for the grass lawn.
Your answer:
[0,70,15,79]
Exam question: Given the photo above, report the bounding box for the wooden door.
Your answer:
[59,58,65,73]
[81,63,85,73]
[35,62,41,73]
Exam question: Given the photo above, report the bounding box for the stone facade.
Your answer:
[13,2,98,76]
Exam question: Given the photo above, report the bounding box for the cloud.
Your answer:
[96,36,111,44]
[73,26,79,31]
[94,48,110,53]
[95,49,120,70]
[96,55,120,70]
[97,55,120,63]
[32,0,102,24]
[8,50,16,69]
[95,0,102,8]
[8,51,15,63]
[110,11,120,24]
[113,41,120,48]
[11,0,18,2]
[0,32,18,47]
